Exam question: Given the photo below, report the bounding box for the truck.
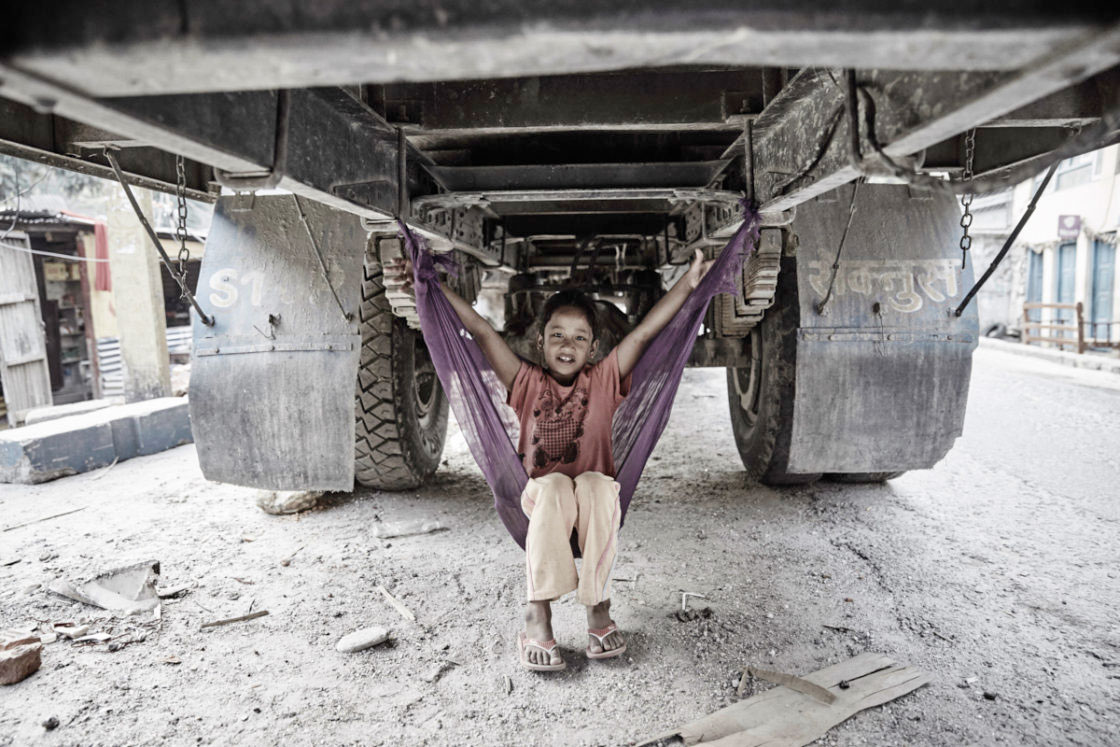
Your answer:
[1,3,1117,490]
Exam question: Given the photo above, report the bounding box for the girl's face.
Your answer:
[538,306,597,383]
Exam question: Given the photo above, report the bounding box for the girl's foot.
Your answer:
[586,599,626,657]
[523,601,563,668]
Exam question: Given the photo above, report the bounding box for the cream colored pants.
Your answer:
[521,471,621,606]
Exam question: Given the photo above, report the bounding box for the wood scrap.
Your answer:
[3,506,87,532]
[740,666,836,704]
[373,519,445,539]
[280,546,304,567]
[642,652,930,747]
[89,458,119,481]
[378,585,416,622]
[200,610,269,629]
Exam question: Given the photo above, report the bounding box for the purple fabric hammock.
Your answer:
[401,205,760,549]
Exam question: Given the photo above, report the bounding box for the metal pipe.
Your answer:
[954,160,1059,317]
[104,150,214,326]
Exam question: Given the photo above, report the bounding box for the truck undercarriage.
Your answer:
[2,3,1118,490]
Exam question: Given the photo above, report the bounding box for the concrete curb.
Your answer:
[0,397,192,484]
[978,336,1120,376]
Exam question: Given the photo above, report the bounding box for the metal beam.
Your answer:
[922,127,1075,176]
[989,70,1118,127]
[3,2,1113,94]
[384,72,760,133]
[415,188,740,216]
[0,69,492,257]
[429,162,724,191]
[753,26,1120,213]
[0,97,215,198]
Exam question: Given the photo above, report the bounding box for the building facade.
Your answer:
[972,145,1120,351]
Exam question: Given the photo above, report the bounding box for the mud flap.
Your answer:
[789,184,978,473]
[190,195,365,490]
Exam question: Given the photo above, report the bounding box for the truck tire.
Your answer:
[726,257,821,486]
[824,471,905,483]
[354,260,449,490]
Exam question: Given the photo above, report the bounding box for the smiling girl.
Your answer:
[391,249,713,671]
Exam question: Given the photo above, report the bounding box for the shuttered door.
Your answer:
[1026,250,1043,323]
[1055,243,1077,339]
[0,232,53,425]
[1090,241,1115,342]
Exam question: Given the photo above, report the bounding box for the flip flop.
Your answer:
[518,632,566,671]
[586,622,627,660]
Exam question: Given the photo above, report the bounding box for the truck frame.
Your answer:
[2,3,1117,489]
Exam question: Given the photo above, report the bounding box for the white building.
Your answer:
[972,145,1119,351]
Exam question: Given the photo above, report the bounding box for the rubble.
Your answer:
[48,560,161,617]
[256,490,323,515]
[373,519,445,539]
[335,625,391,653]
[1,629,42,685]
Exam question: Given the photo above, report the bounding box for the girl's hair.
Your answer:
[540,289,599,341]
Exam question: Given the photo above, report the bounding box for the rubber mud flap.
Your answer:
[789,184,979,474]
[190,195,365,490]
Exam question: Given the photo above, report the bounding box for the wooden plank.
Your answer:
[1022,323,1079,332]
[0,232,53,425]
[1024,302,1079,310]
[0,292,36,306]
[1025,335,1080,346]
[1,352,48,367]
[646,653,930,747]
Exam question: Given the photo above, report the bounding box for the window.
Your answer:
[1026,250,1043,323]
[1090,241,1115,342]
[1055,243,1077,337]
[1054,152,1100,191]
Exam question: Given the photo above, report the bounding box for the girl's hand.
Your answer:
[384,257,415,299]
[685,248,715,290]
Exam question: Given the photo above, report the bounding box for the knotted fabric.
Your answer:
[400,205,760,548]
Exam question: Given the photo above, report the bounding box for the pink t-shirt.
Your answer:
[507,349,632,480]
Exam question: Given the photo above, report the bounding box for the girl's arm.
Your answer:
[388,258,522,391]
[615,249,714,379]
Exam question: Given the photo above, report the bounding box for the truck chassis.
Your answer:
[2,4,1117,488]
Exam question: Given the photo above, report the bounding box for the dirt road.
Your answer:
[1,345,1117,745]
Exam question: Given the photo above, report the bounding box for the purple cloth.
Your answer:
[401,205,760,548]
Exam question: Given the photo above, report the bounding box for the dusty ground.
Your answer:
[1,346,1118,746]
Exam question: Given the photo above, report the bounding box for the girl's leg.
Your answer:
[520,473,579,668]
[521,473,579,602]
[573,471,621,606]
[573,472,626,656]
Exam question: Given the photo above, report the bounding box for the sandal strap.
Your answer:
[587,622,618,641]
[522,635,558,653]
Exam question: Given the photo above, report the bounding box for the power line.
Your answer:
[0,239,108,263]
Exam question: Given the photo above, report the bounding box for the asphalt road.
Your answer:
[0,344,1117,745]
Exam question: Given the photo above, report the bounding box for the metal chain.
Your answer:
[175,155,190,286]
[958,128,976,269]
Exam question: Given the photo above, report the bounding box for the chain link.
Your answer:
[958,128,976,268]
[175,155,190,288]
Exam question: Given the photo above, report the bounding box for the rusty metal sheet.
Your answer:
[190,195,365,490]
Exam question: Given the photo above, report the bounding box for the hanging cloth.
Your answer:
[401,204,760,548]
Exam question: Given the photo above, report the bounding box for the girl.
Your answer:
[391,249,713,671]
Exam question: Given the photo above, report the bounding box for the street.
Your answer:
[1,345,1118,746]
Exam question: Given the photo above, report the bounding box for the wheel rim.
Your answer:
[413,337,439,429]
[732,327,762,427]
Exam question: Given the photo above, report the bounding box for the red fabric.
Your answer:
[508,348,632,480]
[92,222,110,291]
[60,210,110,291]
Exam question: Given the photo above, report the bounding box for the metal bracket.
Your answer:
[213,90,290,191]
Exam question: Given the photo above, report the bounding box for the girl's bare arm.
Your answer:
[615,249,714,379]
[388,258,522,390]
